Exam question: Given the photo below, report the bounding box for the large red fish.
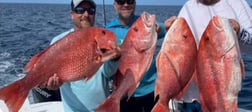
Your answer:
[196,16,245,112]
[96,11,157,112]
[151,17,197,112]
[0,27,120,112]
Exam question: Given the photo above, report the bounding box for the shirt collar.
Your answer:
[106,15,139,28]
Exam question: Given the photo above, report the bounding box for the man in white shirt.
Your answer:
[179,0,252,45]
[172,0,252,111]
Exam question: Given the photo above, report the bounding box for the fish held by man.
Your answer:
[0,27,120,112]
[151,17,197,112]
[96,11,158,112]
[196,16,245,112]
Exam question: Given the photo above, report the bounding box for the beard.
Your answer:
[74,17,94,29]
[119,12,134,21]
[199,0,220,5]
[80,18,92,27]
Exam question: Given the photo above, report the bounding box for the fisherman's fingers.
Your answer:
[164,16,177,31]
[46,73,61,90]
[229,19,240,34]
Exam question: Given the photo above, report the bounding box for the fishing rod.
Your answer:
[102,0,107,26]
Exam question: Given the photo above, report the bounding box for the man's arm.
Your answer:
[230,0,252,44]
[155,16,177,39]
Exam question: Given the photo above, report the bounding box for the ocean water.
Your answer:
[0,3,251,110]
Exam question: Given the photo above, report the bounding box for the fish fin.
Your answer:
[23,47,50,72]
[240,59,245,79]
[199,94,208,111]
[175,70,196,99]
[94,55,102,63]
[127,85,137,101]
[155,53,162,98]
[95,96,119,112]
[155,52,162,71]
[151,101,169,112]
[154,81,160,99]
[0,79,29,112]
[113,71,123,90]
[124,69,137,100]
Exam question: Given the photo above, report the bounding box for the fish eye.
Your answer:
[205,36,209,41]
[182,34,187,39]
[100,48,108,53]
[133,27,138,32]
[102,30,106,35]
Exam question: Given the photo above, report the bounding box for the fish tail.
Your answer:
[95,96,119,112]
[151,101,169,112]
[0,79,29,112]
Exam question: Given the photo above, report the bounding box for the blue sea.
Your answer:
[0,3,251,110]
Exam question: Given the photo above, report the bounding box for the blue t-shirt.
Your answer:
[105,15,166,97]
[51,29,111,112]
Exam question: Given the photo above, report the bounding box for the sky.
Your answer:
[1,0,251,6]
[0,0,252,6]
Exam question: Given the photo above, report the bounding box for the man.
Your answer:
[103,0,176,111]
[36,0,114,111]
[170,0,252,111]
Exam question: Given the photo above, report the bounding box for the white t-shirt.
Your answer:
[179,0,252,46]
[178,0,252,102]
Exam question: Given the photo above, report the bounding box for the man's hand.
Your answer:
[155,16,177,34]
[164,16,177,31]
[155,23,161,34]
[229,19,240,34]
[39,74,62,90]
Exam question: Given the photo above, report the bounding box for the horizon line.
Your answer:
[0,1,184,6]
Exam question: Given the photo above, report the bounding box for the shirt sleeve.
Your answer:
[230,0,252,44]
[50,29,74,45]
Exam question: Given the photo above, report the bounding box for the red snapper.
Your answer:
[96,11,157,112]
[197,16,245,112]
[0,27,120,112]
[152,17,197,112]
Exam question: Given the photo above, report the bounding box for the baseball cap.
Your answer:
[71,0,96,9]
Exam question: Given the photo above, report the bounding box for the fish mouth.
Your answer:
[100,46,121,62]
[142,12,155,28]
[212,16,223,31]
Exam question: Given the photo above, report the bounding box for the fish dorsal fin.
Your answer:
[23,46,50,72]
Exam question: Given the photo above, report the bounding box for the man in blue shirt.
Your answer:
[104,0,176,111]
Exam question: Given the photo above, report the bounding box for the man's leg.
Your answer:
[120,96,142,112]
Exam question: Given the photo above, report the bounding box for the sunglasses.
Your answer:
[74,7,95,15]
[116,0,135,5]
